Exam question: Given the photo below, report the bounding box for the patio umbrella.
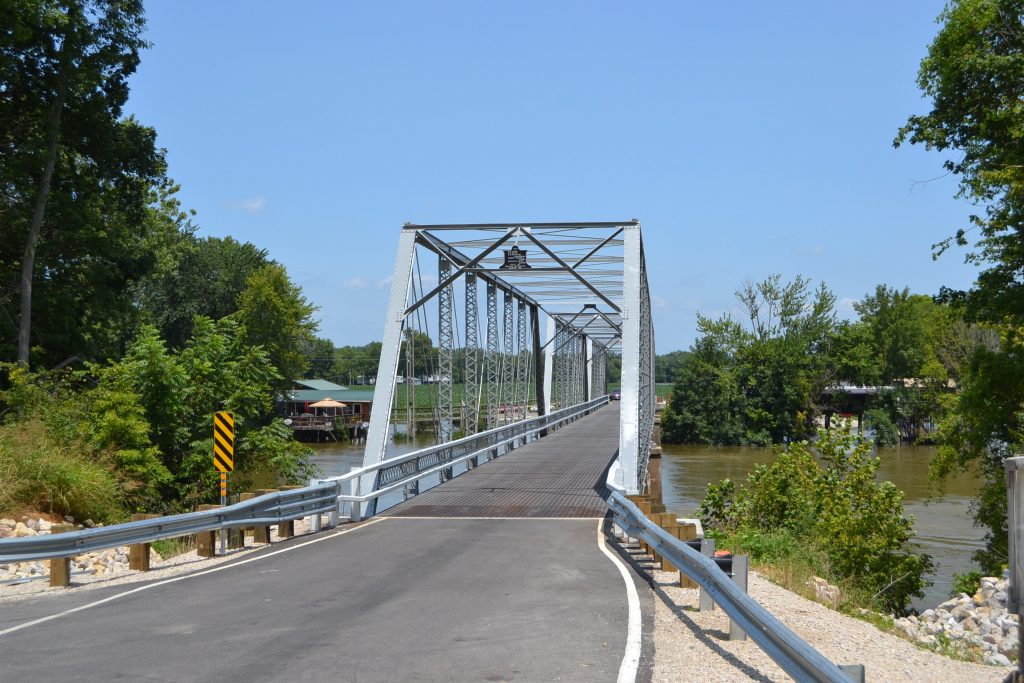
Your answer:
[309,398,348,417]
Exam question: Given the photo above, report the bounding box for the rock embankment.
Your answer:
[0,515,151,584]
[894,576,1019,667]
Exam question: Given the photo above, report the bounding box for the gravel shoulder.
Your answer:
[642,556,1011,683]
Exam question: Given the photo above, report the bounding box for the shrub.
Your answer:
[865,408,899,446]
[698,429,933,612]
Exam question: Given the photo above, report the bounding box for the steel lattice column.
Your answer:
[501,291,515,424]
[485,281,500,430]
[516,300,529,421]
[464,272,479,436]
[437,257,454,444]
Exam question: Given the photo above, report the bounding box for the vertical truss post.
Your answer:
[516,300,529,422]
[585,337,593,401]
[543,316,555,416]
[437,256,455,483]
[638,253,655,490]
[438,256,454,446]
[619,224,643,493]
[362,229,418,505]
[405,332,415,437]
[501,291,515,424]
[464,272,479,438]
[553,321,563,410]
[577,334,585,406]
[532,304,547,436]
[485,281,500,431]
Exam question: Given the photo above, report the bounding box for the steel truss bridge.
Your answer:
[362,220,655,495]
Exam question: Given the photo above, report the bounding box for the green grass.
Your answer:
[152,536,195,559]
[392,383,538,411]
[0,418,124,523]
[608,382,674,398]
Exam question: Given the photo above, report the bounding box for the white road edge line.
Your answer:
[0,517,386,638]
[597,519,641,683]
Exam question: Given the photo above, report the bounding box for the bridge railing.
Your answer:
[603,465,862,683]
[322,395,610,518]
[0,397,611,563]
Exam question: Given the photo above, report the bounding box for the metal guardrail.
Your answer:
[0,397,610,564]
[0,485,341,563]
[603,481,861,683]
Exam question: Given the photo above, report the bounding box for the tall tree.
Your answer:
[897,0,1024,571]
[0,0,161,367]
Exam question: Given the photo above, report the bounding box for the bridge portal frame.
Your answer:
[363,221,654,495]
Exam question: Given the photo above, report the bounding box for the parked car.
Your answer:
[610,389,621,400]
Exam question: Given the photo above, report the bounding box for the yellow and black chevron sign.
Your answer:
[213,411,234,472]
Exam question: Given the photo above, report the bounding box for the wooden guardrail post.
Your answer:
[655,513,678,573]
[252,489,278,544]
[277,486,303,538]
[196,504,223,557]
[677,522,699,589]
[49,523,75,587]
[129,513,161,571]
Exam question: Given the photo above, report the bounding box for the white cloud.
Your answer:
[376,275,393,289]
[839,297,858,314]
[224,196,267,214]
[343,277,368,289]
[652,296,670,310]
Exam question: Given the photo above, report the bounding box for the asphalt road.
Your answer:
[0,516,652,682]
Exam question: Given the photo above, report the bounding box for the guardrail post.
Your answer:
[349,475,363,522]
[655,513,678,573]
[252,490,278,543]
[239,492,258,540]
[129,514,161,570]
[699,538,716,611]
[49,523,75,587]
[678,523,698,589]
[196,504,223,557]
[729,555,749,641]
[309,481,324,532]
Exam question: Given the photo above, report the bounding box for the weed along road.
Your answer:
[0,411,653,682]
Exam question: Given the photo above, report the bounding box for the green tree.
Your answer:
[137,235,270,349]
[655,350,690,383]
[664,275,837,445]
[235,263,319,386]
[0,0,165,368]
[896,0,1024,329]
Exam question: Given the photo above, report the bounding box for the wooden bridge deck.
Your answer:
[384,405,620,518]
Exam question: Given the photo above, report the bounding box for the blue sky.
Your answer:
[125,1,979,352]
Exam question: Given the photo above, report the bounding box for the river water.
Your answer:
[309,437,983,612]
